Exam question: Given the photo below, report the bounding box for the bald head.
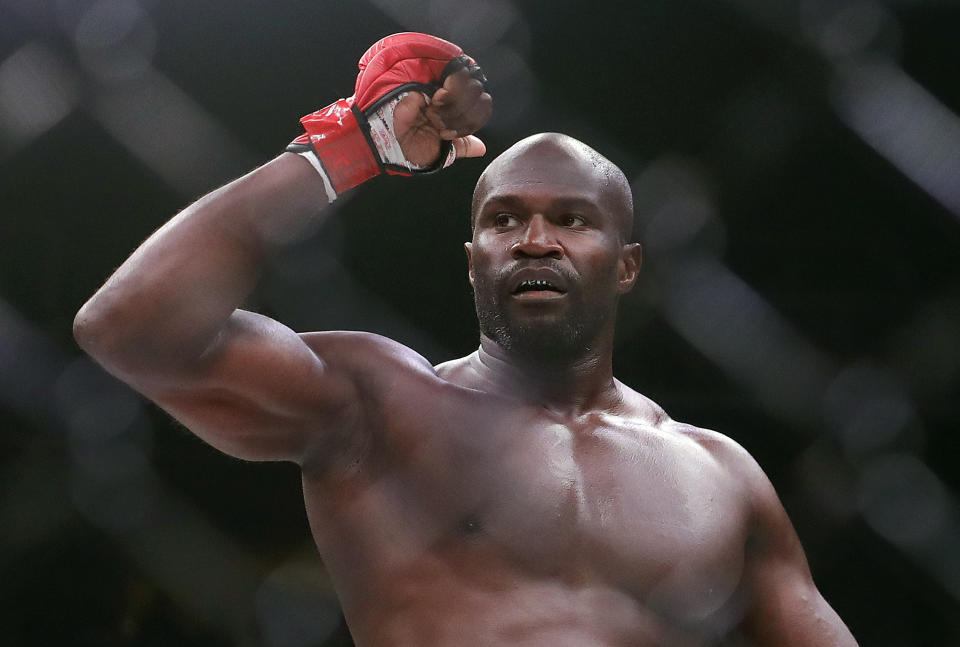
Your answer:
[471,133,635,241]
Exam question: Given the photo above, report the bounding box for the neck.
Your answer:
[470,333,623,416]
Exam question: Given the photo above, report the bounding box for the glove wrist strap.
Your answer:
[287,90,457,199]
[286,98,382,198]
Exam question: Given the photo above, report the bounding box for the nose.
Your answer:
[511,214,563,259]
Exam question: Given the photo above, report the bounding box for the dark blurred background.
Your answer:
[1,0,959,645]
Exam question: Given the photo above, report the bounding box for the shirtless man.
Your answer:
[73,33,858,646]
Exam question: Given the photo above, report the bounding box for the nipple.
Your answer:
[460,516,483,535]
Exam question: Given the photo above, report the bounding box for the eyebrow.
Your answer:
[479,193,600,214]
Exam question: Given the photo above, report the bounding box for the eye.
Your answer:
[494,213,519,227]
[561,214,586,227]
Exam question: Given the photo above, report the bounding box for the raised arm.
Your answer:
[736,452,858,646]
[73,33,490,467]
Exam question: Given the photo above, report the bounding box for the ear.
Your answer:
[464,242,475,288]
[616,243,642,294]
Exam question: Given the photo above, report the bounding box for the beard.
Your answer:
[472,260,616,366]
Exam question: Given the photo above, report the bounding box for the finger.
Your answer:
[437,67,473,101]
[392,91,427,124]
[430,82,490,136]
[460,90,492,132]
[440,90,492,137]
[424,104,447,133]
[452,135,486,159]
[430,69,467,110]
[436,75,484,116]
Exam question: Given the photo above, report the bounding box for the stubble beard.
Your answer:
[472,266,615,366]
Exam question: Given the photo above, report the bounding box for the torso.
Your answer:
[300,350,755,647]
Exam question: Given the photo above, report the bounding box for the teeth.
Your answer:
[518,279,557,292]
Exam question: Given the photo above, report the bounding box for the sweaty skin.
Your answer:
[74,68,857,645]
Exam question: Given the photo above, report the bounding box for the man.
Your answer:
[74,33,857,646]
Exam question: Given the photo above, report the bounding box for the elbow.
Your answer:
[73,294,136,371]
[73,296,110,358]
[74,298,95,350]
[73,291,203,380]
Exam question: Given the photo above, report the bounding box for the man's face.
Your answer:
[466,145,639,364]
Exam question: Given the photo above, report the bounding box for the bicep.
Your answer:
[737,462,858,646]
[144,310,359,464]
[739,539,853,645]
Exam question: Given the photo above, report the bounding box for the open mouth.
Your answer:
[512,279,566,296]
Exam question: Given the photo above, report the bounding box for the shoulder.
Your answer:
[666,420,755,467]
[667,419,770,486]
[614,382,746,459]
[620,383,776,513]
[300,330,433,367]
[299,330,439,388]
[615,384,757,474]
[664,418,787,533]
[617,385,776,524]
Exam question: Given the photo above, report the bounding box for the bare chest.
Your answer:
[390,407,751,622]
[303,386,755,638]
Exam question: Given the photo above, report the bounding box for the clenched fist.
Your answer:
[287,33,492,201]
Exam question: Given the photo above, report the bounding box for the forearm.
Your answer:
[74,153,326,377]
[75,32,489,384]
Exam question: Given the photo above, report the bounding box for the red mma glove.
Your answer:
[287,32,487,202]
